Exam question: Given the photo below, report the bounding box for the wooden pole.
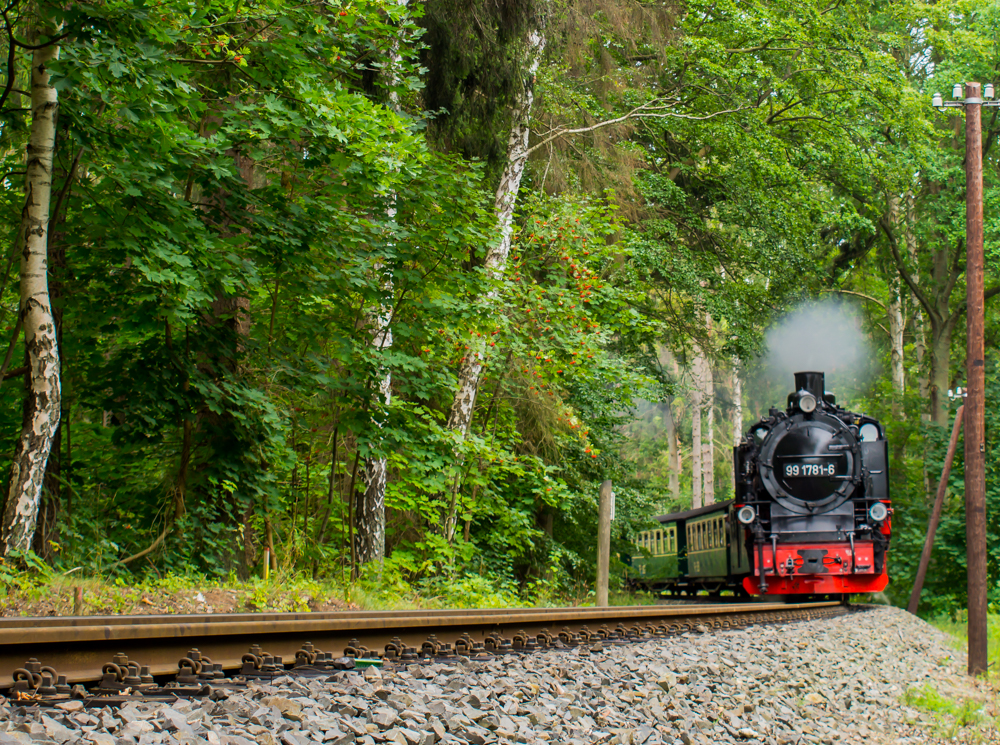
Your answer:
[907,404,963,615]
[963,82,988,677]
[596,480,612,607]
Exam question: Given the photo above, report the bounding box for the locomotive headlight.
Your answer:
[869,502,888,522]
[737,505,757,525]
[798,393,817,413]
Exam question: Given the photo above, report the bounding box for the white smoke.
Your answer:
[748,299,876,412]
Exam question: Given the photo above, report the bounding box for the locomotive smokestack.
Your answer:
[794,371,825,398]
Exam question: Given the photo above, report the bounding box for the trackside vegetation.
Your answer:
[0,0,996,618]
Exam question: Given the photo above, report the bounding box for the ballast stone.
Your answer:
[0,607,986,745]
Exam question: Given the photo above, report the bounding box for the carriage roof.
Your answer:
[653,499,735,525]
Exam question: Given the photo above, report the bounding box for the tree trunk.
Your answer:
[888,281,905,411]
[731,360,743,445]
[887,196,905,416]
[691,390,702,510]
[442,28,545,540]
[663,400,679,504]
[928,315,954,427]
[1,31,62,556]
[357,3,408,567]
[357,217,393,569]
[701,355,714,505]
[905,192,928,401]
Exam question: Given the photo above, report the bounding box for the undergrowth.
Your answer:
[0,550,656,615]
[903,610,1000,742]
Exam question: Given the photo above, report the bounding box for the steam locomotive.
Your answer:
[630,371,891,598]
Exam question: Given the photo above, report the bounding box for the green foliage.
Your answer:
[3,0,1000,613]
[0,551,56,595]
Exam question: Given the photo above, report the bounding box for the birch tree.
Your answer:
[356,0,409,569]
[441,27,545,540]
[690,375,702,510]
[701,358,714,506]
[1,24,61,555]
[662,400,680,503]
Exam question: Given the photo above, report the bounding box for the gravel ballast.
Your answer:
[0,605,994,745]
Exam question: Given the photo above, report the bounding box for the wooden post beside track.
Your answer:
[597,480,612,607]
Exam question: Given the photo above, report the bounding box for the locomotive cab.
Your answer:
[735,371,891,596]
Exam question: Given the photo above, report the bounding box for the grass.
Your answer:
[900,611,1000,742]
[0,553,664,616]
[929,611,1000,671]
[902,684,993,740]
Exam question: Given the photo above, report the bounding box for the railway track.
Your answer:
[1,601,849,704]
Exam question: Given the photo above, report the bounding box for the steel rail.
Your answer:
[1,602,843,688]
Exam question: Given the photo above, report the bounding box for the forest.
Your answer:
[0,0,997,616]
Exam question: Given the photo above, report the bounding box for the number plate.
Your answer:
[783,462,837,477]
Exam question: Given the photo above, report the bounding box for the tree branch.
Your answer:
[825,288,887,312]
[880,213,937,323]
[0,314,23,380]
[524,99,753,158]
[0,7,17,113]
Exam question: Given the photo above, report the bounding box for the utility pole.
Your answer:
[932,82,993,676]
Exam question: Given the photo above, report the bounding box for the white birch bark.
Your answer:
[887,196,905,414]
[906,192,928,401]
[700,352,714,505]
[1,33,62,555]
[357,255,392,567]
[889,285,904,399]
[731,360,743,443]
[690,378,702,510]
[442,28,545,540]
[663,400,679,503]
[356,1,408,567]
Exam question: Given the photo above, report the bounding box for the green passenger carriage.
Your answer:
[629,500,751,596]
